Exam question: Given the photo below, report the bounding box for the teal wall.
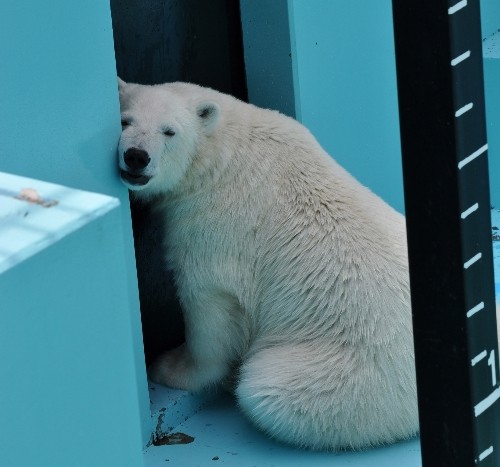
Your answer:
[0,204,145,467]
[481,0,500,207]
[483,33,500,208]
[0,0,151,462]
[481,0,500,38]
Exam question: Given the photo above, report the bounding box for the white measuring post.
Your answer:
[391,0,500,465]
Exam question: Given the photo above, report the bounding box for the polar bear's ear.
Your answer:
[118,77,127,93]
[196,102,220,134]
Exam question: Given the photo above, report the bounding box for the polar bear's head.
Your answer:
[117,79,220,198]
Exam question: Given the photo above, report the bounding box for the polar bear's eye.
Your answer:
[121,119,130,127]
[163,128,176,137]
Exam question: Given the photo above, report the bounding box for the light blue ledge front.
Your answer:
[0,172,145,467]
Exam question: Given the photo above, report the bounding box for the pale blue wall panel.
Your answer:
[481,0,500,207]
[0,0,120,193]
[483,32,500,207]
[481,0,500,38]
[0,0,151,452]
[0,203,144,467]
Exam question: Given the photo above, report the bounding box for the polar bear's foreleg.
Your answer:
[148,289,249,392]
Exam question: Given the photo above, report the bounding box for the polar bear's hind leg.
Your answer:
[236,343,419,451]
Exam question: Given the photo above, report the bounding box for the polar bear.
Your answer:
[118,79,419,451]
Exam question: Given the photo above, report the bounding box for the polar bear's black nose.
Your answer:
[124,148,151,171]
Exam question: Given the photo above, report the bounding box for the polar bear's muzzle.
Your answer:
[120,147,152,187]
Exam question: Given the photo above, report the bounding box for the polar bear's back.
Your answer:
[162,82,410,341]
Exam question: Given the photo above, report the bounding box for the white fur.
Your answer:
[118,80,419,450]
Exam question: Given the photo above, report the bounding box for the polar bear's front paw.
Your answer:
[148,344,193,390]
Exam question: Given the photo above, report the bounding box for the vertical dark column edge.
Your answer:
[391,1,500,465]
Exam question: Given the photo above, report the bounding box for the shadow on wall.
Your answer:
[110,0,248,365]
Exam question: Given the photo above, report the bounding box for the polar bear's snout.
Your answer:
[124,148,150,171]
[120,147,152,187]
